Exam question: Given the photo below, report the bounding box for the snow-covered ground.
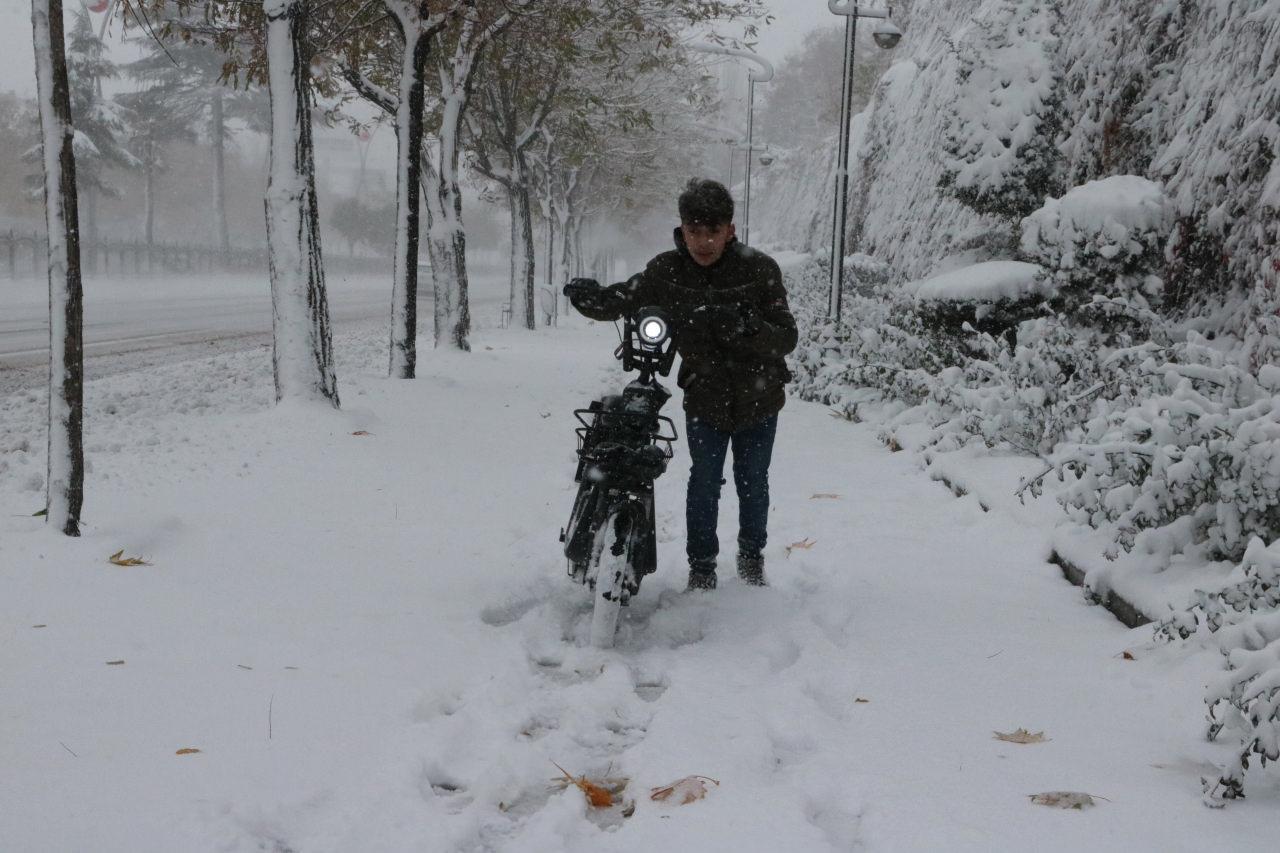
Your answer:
[2,316,1277,852]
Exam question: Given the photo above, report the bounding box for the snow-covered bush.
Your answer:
[1020,176,1172,329]
[1154,537,1280,804]
[1047,337,1280,564]
[911,260,1051,346]
[926,316,1111,455]
[789,256,962,417]
[938,0,1065,222]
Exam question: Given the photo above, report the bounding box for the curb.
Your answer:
[1049,550,1152,629]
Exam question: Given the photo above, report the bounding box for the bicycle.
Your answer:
[559,306,679,648]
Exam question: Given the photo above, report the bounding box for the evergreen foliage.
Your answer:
[65,9,140,200]
[938,0,1065,222]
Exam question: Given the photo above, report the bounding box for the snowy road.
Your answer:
[0,272,510,394]
[1,318,1276,851]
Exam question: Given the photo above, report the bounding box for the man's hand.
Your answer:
[564,278,621,316]
[688,303,758,345]
[563,277,600,298]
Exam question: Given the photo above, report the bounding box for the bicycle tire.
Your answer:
[589,504,636,649]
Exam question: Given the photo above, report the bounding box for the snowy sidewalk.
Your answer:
[1,319,1275,851]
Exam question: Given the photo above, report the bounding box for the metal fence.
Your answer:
[0,230,390,279]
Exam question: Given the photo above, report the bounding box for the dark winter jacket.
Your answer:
[576,228,798,432]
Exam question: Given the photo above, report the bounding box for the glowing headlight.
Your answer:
[638,316,669,346]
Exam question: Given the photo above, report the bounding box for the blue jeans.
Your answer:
[685,413,778,563]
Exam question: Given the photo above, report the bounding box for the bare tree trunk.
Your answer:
[31,0,84,536]
[211,90,230,254]
[144,139,155,247]
[431,92,472,351]
[515,162,535,330]
[263,0,339,406]
[506,183,519,309]
[388,26,429,378]
[82,187,96,274]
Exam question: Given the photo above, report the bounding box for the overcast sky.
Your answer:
[0,1,841,100]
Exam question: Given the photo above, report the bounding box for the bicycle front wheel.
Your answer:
[589,505,636,649]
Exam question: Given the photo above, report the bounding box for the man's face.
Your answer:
[681,221,736,267]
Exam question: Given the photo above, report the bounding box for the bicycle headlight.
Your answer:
[638,315,669,346]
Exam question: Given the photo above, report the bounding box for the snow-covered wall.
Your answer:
[755,0,1280,314]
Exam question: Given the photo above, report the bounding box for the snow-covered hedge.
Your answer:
[788,256,1111,454]
[1047,336,1280,565]
[1155,537,1280,804]
[789,256,958,417]
[1020,176,1172,319]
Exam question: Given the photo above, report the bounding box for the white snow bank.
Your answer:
[910,260,1049,303]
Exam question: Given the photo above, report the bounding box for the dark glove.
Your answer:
[738,304,763,337]
[689,303,751,344]
[564,278,619,314]
[563,277,600,301]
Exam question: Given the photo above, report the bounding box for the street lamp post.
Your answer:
[827,1,903,323]
[689,45,774,246]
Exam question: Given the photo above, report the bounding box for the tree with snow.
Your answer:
[938,0,1065,223]
[114,84,198,248]
[31,0,86,536]
[64,8,141,252]
[466,18,565,332]
[123,34,268,254]
[134,0,339,405]
[261,0,339,404]
[338,0,459,377]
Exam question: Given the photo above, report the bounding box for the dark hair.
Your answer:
[678,178,734,226]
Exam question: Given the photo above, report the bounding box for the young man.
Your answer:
[564,178,798,590]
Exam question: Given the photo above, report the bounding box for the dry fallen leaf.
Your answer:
[994,728,1049,744]
[854,697,870,704]
[106,660,125,666]
[809,493,841,500]
[351,430,373,436]
[108,549,150,567]
[552,762,615,808]
[1122,651,1135,660]
[650,775,720,805]
[1029,791,1105,809]
[175,748,201,756]
[785,538,817,558]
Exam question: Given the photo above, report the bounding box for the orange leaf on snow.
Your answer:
[175,748,201,755]
[785,538,816,557]
[649,775,720,805]
[552,762,615,808]
[108,550,150,567]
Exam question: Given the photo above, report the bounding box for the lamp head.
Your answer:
[758,153,775,166]
[872,20,903,50]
